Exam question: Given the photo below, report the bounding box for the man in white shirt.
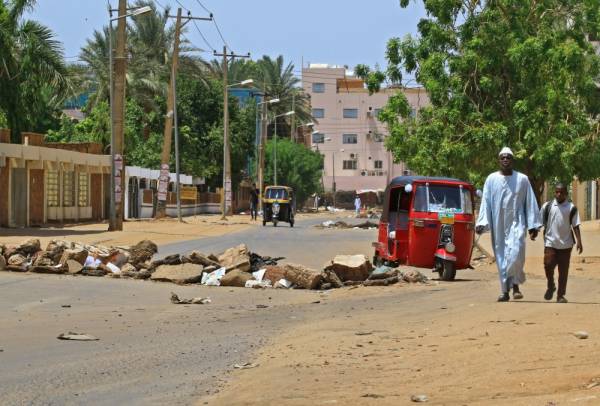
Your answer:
[540,183,583,303]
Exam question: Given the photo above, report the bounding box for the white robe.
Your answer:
[476,171,541,287]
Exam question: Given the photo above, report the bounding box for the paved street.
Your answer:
[0,216,377,405]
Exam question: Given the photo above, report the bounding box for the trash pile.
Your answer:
[317,220,378,230]
[0,239,428,290]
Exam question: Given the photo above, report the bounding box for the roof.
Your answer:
[265,185,293,191]
[389,176,470,187]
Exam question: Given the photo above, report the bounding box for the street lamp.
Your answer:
[227,79,254,88]
[294,121,315,143]
[108,4,152,230]
[271,111,294,185]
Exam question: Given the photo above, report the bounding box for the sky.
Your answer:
[27,0,427,77]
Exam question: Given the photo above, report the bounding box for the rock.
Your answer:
[402,269,428,283]
[66,260,83,274]
[3,245,17,259]
[45,240,70,263]
[33,251,55,267]
[263,265,286,283]
[218,244,251,273]
[185,251,221,267]
[0,243,4,257]
[8,254,27,267]
[59,248,88,266]
[220,269,254,287]
[120,263,137,277]
[16,238,41,255]
[134,269,152,279]
[128,240,157,267]
[208,253,219,263]
[363,276,399,286]
[111,249,130,267]
[320,282,333,290]
[30,266,66,274]
[573,331,589,339]
[411,394,428,402]
[170,292,211,304]
[322,270,343,288]
[0,255,5,271]
[250,252,285,272]
[81,268,107,277]
[324,255,373,282]
[149,254,182,271]
[151,263,204,284]
[283,263,323,290]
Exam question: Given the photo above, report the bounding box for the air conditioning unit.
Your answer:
[360,170,367,176]
[350,153,358,160]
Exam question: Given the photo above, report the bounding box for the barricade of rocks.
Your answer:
[0,239,428,290]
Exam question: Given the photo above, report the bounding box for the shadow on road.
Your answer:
[512,300,600,305]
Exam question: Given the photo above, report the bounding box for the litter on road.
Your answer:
[57,332,99,341]
[170,293,211,305]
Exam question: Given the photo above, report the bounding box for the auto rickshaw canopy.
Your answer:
[381,176,473,223]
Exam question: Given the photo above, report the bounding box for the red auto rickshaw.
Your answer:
[372,176,476,280]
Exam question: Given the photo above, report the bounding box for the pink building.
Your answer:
[302,64,429,192]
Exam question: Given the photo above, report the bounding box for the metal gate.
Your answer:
[11,168,27,227]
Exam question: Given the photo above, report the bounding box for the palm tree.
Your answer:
[0,0,69,143]
[256,55,312,138]
[79,1,205,114]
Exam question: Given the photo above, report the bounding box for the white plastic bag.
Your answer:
[252,268,266,282]
[202,267,226,286]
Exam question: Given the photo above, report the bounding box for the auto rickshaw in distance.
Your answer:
[262,186,295,227]
[372,176,477,281]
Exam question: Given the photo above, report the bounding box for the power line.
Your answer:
[192,19,216,52]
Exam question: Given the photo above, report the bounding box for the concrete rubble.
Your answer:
[1,238,430,291]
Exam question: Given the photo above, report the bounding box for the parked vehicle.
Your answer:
[372,176,477,280]
[262,186,295,227]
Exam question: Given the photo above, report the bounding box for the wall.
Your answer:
[29,169,44,225]
[0,165,9,227]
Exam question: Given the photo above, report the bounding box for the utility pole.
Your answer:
[213,46,250,219]
[258,99,267,214]
[110,0,127,231]
[156,9,211,219]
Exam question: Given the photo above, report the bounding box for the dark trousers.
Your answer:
[544,247,572,298]
[250,201,258,219]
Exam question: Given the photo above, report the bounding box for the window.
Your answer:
[312,83,325,93]
[343,160,357,170]
[374,160,383,169]
[342,134,357,144]
[312,132,325,144]
[266,188,288,200]
[46,171,59,207]
[62,171,75,207]
[413,185,473,214]
[78,173,89,207]
[312,108,325,118]
[343,108,358,118]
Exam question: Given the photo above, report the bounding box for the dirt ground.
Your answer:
[202,222,600,406]
[0,211,336,248]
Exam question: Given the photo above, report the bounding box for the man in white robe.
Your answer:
[476,147,542,301]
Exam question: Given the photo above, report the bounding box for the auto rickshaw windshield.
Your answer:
[413,184,473,214]
[266,188,289,200]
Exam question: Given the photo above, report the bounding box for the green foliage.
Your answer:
[0,0,69,142]
[357,0,600,199]
[263,139,324,204]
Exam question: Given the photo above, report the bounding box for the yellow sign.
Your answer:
[181,186,197,200]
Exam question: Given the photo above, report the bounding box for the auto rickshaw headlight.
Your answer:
[388,231,396,239]
[445,242,456,253]
[273,202,280,214]
[440,224,453,244]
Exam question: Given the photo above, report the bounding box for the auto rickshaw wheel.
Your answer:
[290,221,294,227]
[262,220,266,226]
[273,219,278,227]
[438,260,456,281]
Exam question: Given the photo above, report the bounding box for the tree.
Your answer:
[0,0,69,143]
[357,0,600,201]
[264,139,323,204]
